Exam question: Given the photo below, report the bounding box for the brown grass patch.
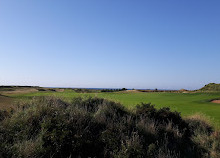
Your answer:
[0,95,14,110]
[186,113,213,126]
[124,90,141,93]
[1,88,38,95]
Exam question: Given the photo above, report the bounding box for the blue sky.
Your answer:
[0,0,220,90]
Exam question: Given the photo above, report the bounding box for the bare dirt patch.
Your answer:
[211,100,220,104]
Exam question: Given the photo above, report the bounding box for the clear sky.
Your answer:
[0,0,220,90]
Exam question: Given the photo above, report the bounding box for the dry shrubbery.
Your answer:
[185,113,220,158]
[0,97,219,158]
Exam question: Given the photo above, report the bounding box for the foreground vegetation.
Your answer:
[10,90,220,127]
[0,97,220,158]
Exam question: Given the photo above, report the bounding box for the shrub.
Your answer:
[37,88,46,91]
[0,110,10,122]
[0,97,219,157]
[186,113,213,135]
[101,88,127,92]
[74,88,95,93]
[185,113,218,157]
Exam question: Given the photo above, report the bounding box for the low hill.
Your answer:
[199,83,220,91]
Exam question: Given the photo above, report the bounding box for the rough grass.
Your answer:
[10,91,220,127]
[1,97,219,158]
[185,113,220,158]
[199,83,220,92]
[0,95,14,111]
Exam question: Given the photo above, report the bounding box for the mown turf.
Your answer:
[9,90,220,127]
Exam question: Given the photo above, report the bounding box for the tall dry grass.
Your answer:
[0,97,219,158]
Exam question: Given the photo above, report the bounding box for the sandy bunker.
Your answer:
[211,100,220,104]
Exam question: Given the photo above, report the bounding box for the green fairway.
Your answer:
[10,90,220,127]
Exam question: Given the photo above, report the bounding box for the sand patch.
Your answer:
[211,100,220,104]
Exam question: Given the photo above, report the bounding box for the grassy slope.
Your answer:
[10,90,220,127]
[199,83,220,91]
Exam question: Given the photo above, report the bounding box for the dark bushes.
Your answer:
[37,88,46,91]
[0,97,219,158]
[74,88,95,93]
[0,110,10,121]
[101,88,127,92]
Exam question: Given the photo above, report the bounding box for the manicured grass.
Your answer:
[10,90,220,127]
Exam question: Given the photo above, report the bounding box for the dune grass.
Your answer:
[1,97,219,157]
[0,95,13,110]
[10,90,220,127]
